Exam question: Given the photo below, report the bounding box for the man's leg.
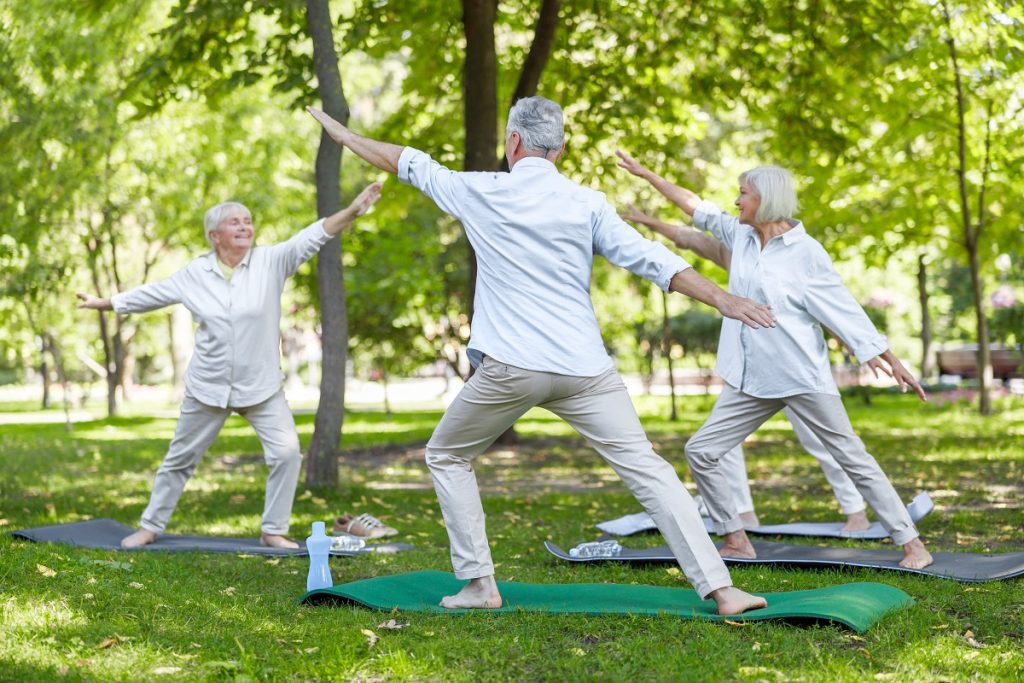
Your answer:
[684,386,781,556]
[720,444,760,528]
[782,406,868,529]
[238,389,303,548]
[782,393,932,568]
[128,394,229,546]
[542,370,764,613]
[425,356,545,608]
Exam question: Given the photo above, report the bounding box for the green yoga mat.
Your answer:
[301,570,912,633]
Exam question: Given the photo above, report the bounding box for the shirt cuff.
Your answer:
[852,336,889,364]
[311,218,331,243]
[397,146,421,185]
[691,199,720,231]
[110,292,129,314]
[656,259,692,292]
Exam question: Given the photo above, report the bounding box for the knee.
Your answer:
[424,446,468,473]
[266,440,302,468]
[684,438,717,469]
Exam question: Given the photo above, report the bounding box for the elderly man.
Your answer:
[77,182,381,549]
[309,97,776,614]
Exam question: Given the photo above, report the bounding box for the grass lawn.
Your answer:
[1,390,1022,681]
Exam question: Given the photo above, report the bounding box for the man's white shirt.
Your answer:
[399,147,691,377]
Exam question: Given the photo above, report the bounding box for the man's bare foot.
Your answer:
[260,533,299,549]
[841,510,871,532]
[739,511,761,529]
[898,538,933,569]
[719,530,757,559]
[439,576,502,609]
[121,529,157,549]
[710,586,768,615]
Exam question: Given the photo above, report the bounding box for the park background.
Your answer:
[1,0,1022,681]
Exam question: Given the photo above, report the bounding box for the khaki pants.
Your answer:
[425,356,731,598]
[139,389,302,536]
[720,408,866,516]
[685,385,917,545]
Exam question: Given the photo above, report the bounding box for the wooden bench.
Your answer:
[936,347,1023,380]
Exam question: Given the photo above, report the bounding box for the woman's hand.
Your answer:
[619,203,652,225]
[615,150,651,179]
[349,181,383,217]
[76,293,112,310]
[876,352,927,401]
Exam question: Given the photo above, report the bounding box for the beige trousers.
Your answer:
[685,385,917,545]
[139,389,302,536]
[425,356,732,598]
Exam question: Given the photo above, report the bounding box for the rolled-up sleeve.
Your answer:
[692,199,740,251]
[803,258,888,363]
[266,219,332,277]
[111,273,184,314]
[398,147,468,220]
[592,202,690,291]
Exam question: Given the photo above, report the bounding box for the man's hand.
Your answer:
[865,357,892,379]
[615,150,650,179]
[619,203,652,225]
[76,293,112,311]
[307,107,351,145]
[717,292,776,330]
[349,181,383,217]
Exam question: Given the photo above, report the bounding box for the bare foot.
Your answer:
[121,529,157,549]
[710,586,768,615]
[439,576,502,609]
[841,510,871,532]
[739,511,761,529]
[898,538,933,569]
[260,533,299,549]
[719,530,757,559]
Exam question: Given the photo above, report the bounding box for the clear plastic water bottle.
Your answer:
[306,521,333,591]
[330,535,366,552]
[568,539,622,558]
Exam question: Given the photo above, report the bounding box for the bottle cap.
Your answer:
[312,521,325,535]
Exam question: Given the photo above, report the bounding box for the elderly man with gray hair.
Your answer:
[308,96,776,615]
[616,151,932,569]
[77,182,381,549]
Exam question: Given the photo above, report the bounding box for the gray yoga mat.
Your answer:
[10,518,413,557]
[544,540,1024,582]
[596,492,934,539]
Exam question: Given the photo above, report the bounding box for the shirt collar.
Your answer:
[746,220,807,247]
[203,248,253,271]
[510,156,557,173]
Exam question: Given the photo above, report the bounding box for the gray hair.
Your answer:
[739,166,798,222]
[203,201,250,247]
[505,96,564,156]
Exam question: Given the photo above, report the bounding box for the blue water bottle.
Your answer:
[306,521,333,591]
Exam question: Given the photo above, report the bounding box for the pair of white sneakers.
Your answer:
[332,512,398,539]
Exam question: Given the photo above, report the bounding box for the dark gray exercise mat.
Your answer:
[596,492,934,540]
[10,518,413,557]
[544,540,1024,582]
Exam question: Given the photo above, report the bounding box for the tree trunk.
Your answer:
[661,291,677,421]
[304,0,349,488]
[45,331,74,431]
[967,244,992,414]
[917,254,933,380]
[40,337,51,410]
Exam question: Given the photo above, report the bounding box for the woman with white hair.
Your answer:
[617,152,932,569]
[77,182,381,549]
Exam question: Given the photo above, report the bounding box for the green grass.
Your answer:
[1,391,1022,681]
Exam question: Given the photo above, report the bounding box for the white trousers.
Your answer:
[719,408,866,516]
[425,357,731,598]
[139,389,302,536]
[685,385,918,545]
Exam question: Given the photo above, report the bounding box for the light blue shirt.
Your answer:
[112,220,332,408]
[399,147,691,377]
[693,200,888,398]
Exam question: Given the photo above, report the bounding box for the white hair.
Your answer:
[203,201,250,247]
[505,96,564,156]
[739,166,798,222]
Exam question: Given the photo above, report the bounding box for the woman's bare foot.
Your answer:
[739,511,761,529]
[121,529,157,549]
[710,586,768,615]
[440,576,502,609]
[719,530,757,559]
[260,533,299,549]
[898,538,933,569]
[841,510,871,532]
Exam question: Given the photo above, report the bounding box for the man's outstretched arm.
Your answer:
[307,107,403,174]
[670,269,775,330]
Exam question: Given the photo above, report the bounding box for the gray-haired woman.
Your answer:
[617,151,932,569]
[77,182,381,549]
